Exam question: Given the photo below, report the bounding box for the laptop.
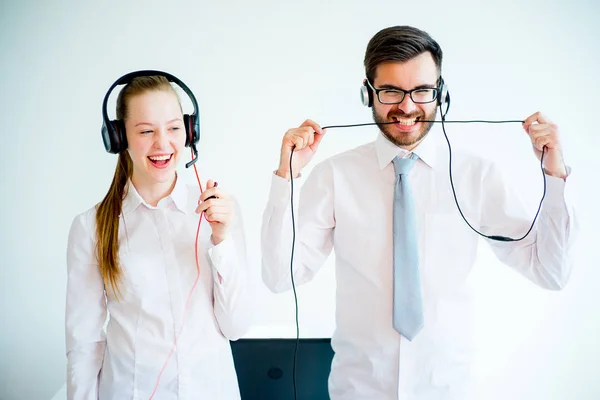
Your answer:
[230,338,334,400]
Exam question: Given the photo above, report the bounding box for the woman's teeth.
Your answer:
[148,155,171,161]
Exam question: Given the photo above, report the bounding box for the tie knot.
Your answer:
[392,154,418,176]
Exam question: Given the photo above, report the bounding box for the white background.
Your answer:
[1,0,598,399]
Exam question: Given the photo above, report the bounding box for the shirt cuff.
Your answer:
[268,171,302,208]
[542,165,571,208]
[207,235,236,281]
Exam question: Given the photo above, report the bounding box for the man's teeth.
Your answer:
[149,155,171,161]
[393,118,417,126]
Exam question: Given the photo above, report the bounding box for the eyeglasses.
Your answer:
[367,80,439,104]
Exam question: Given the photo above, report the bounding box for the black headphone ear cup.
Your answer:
[183,114,199,147]
[442,90,451,119]
[101,123,112,153]
[102,120,126,153]
[437,79,450,119]
[360,82,373,107]
[438,79,448,107]
[191,115,200,145]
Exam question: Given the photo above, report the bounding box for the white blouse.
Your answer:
[66,175,251,399]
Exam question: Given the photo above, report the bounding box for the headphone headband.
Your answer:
[101,70,199,130]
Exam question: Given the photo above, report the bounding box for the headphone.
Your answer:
[101,70,201,166]
[360,77,451,119]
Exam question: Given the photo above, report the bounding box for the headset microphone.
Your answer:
[186,143,199,168]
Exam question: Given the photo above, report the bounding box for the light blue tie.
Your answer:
[392,153,423,341]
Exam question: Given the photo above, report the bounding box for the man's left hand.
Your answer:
[523,111,567,180]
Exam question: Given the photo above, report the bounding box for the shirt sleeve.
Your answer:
[65,211,107,400]
[481,162,579,290]
[260,161,336,294]
[207,197,253,341]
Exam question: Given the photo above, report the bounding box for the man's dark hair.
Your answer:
[364,26,443,84]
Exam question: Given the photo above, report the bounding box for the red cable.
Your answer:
[149,149,215,398]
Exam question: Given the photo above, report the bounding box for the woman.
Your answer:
[66,73,250,399]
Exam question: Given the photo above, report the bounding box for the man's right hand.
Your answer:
[276,119,326,181]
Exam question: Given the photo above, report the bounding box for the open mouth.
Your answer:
[148,154,173,168]
[392,116,421,127]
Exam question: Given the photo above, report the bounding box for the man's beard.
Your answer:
[372,107,436,148]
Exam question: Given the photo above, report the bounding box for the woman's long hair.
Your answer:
[95,76,177,298]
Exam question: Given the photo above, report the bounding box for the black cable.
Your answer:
[319,117,547,241]
[286,116,547,399]
[321,119,523,130]
[437,108,547,241]
[289,148,300,400]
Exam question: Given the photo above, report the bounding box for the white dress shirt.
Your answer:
[261,130,577,400]
[66,175,251,400]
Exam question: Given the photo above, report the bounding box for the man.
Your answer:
[261,25,576,399]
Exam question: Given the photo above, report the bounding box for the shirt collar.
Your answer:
[375,129,438,170]
[121,173,189,216]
